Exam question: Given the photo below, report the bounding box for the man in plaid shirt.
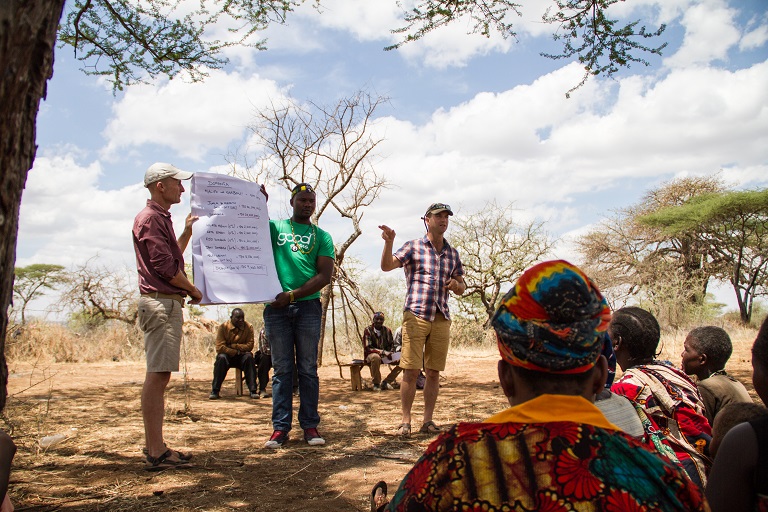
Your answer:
[379,203,465,436]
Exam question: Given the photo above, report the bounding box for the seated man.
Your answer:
[210,308,258,400]
[256,328,272,398]
[373,260,706,511]
[363,312,402,391]
[681,325,753,424]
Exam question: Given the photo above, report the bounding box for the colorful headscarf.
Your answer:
[491,260,611,374]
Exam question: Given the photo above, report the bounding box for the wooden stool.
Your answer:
[235,368,244,396]
[344,361,369,391]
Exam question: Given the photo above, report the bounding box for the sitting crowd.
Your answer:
[371,259,768,512]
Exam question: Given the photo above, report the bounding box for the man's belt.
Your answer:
[141,292,184,305]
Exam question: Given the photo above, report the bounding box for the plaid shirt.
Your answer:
[394,235,464,321]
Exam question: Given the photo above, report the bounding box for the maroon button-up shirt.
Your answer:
[132,199,187,296]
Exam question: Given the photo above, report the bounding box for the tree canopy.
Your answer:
[12,264,67,325]
[387,0,667,94]
[640,189,768,324]
[578,175,726,323]
[450,201,553,326]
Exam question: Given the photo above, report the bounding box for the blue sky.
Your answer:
[17,0,768,319]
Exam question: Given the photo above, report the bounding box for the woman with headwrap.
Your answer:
[372,260,707,512]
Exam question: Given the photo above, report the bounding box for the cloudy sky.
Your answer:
[18,0,768,318]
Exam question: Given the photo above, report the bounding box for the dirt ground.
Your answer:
[4,352,508,511]
[4,345,760,512]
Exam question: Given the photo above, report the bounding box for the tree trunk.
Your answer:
[0,0,65,412]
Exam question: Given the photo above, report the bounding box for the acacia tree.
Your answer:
[12,264,67,324]
[641,189,768,324]
[388,0,667,95]
[233,90,388,364]
[578,175,725,316]
[451,201,553,326]
[59,259,140,327]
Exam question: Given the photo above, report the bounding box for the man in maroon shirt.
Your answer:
[133,162,202,470]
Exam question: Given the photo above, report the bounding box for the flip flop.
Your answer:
[370,480,388,512]
[419,421,443,434]
[396,423,411,436]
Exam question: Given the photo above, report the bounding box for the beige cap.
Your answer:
[144,162,193,187]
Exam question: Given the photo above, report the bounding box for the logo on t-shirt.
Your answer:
[277,232,314,252]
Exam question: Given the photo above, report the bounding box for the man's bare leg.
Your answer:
[400,369,419,426]
[422,368,440,424]
[142,371,171,458]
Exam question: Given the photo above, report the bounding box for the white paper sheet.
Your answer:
[190,173,282,304]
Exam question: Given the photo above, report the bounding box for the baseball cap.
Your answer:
[144,162,193,187]
[425,203,453,216]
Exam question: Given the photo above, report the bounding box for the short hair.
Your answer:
[687,326,733,370]
[710,402,768,457]
[231,308,244,317]
[609,307,661,360]
[754,316,768,368]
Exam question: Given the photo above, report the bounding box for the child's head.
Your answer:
[681,326,732,378]
[710,402,768,458]
[752,316,768,403]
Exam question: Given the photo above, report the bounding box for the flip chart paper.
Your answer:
[190,173,282,304]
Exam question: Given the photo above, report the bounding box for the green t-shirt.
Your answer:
[269,219,335,301]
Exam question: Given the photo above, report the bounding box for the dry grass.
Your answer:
[1,317,763,511]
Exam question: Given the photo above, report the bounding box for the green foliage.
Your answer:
[387,0,666,93]
[12,264,68,324]
[57,0,305,91]
[578,174,727,313]
[386,0,522,50]
[640,188,768,324]
[542,0,666,96]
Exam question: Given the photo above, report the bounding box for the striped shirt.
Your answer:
[394,236,464,322]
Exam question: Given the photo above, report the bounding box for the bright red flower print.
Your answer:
[402,459,433,497]
[554,448,603,500]
[455,423,487,444]
[546,422,582,446]
[604,489,645,512]
[535,491,572,512]
[486,422,526,440]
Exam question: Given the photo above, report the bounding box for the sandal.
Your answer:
[143,446,192,461]
[370,480,388,512]
[419,421,443,434]
[145,449,192,472]
[396,423,411,436]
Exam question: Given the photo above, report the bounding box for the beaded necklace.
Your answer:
[289,219,317,254]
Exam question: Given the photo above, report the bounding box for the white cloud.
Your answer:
[741,22,768,51]
[664,1,741,67]
[101,69,288,160]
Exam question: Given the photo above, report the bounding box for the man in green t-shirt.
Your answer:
[263,183,335,448]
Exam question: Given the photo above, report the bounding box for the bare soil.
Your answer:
[4,353,507,511]
[4,344,760,511]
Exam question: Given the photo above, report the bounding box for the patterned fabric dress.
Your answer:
[384,395,707,511]
[611,361,712,478]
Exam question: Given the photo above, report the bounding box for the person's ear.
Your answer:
[498,360,516,398]
[592,355,609,394]
[699,352,708,366]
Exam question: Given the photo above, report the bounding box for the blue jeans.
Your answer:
[264,299,322,432]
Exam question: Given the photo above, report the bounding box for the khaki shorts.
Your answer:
[138,296,183,373]
[400,310,451,372]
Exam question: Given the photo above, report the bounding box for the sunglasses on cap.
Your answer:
[291,183,315,197]
[425,203,453,216]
